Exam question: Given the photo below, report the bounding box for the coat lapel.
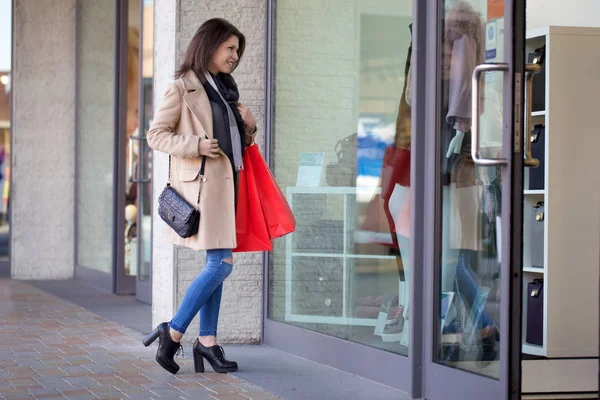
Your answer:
[181,71,214,139]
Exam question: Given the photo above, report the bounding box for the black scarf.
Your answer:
[212,73,245,136]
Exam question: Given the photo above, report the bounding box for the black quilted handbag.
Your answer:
[158,155,206,238]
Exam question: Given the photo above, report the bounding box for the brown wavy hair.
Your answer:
[175,18,246,78]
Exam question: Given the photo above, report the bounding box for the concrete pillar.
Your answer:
[11,0,76,279]
[152,0,266,344]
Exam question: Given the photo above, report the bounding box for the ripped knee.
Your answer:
[222,257,233,265]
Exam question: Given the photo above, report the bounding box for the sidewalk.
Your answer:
[0,278,281,400]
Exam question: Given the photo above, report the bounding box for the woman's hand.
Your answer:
[237,102,257,134]
[198,138,220,158]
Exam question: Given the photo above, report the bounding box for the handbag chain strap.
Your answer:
[168,154,207,207]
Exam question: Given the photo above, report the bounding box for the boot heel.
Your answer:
[194,352,205,373]
[142,327,159,347]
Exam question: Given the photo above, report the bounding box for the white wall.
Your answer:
[0,0,11,71]
[527,0,600,30]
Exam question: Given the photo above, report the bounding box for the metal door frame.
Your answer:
[419,0,525,398]
[114,0,135,295]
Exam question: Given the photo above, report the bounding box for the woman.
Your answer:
[142,18,258,375]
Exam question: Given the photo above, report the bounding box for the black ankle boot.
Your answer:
[142,322,183,374]
[193,339,238,373]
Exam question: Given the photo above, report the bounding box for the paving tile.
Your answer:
[88,394,124,400]
[202,384,246,395]
[179,387,214,397]
[168,380,205,390]
[119,386,157,397]
[61,377,103,388]
[27,387,65,398]
[32,381,75,391]
[6,366,37,377]
[0,369,13,379]
[57,389,94,397]
[81,365,118,375]
[31,391,68,399]
[0,387,28,395]
[204,374,243,384]
[2,394,36,400]
[211,395,252,400]
[7,377,39,387]
[35,367,68,377]
[57,366,92,376]
[242,393,280,400]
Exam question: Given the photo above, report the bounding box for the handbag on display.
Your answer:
[527,124,545,190]
[529,201,544,269]
[526,279,544,346]
[157,155,206,239]
[527,45,546,112]
[326,133,357,187]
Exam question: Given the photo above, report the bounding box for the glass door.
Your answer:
[421,0,525,398]
[122,0,154,303]
[118,0,153,300]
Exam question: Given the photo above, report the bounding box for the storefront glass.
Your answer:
[434,0,503,378]
[75,0,117,273]
[0,0,10,267]
[269,0,413,355]
[124,0,141,277]
[137,0,154,289]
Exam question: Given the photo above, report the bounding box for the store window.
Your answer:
[0,0,11,270]
[269,1,413,355]
[124,0,140,277]
[75,0,117,274]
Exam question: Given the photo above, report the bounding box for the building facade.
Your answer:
[9,0,600,399]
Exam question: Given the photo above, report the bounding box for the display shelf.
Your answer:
[292,252,396,260]
[520,27,600,394]
[285,186,396,326]
[524,190,544,195]
[522,343,546,357]
[285,314,377,327]
[523,267,544,274]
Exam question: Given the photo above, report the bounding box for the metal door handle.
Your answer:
[524,63,542,167]
[471,63,509,166]
[128,135,151,184]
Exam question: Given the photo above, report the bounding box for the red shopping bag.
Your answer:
[245,144,296,239]
[233,152,272,253]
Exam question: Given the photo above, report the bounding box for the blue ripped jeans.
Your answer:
[169,249,233,336]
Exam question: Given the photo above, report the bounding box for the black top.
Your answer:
[202,73,246,171]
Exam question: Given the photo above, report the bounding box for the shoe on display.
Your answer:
[381,306,404,342]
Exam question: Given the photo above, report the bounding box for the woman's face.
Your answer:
[208,35,240,75]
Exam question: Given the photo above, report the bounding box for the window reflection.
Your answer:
[435,0,502,378]
[124,4,140,277]
[269,1,413,356]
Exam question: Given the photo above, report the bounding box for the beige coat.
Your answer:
[148,70,246,250]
